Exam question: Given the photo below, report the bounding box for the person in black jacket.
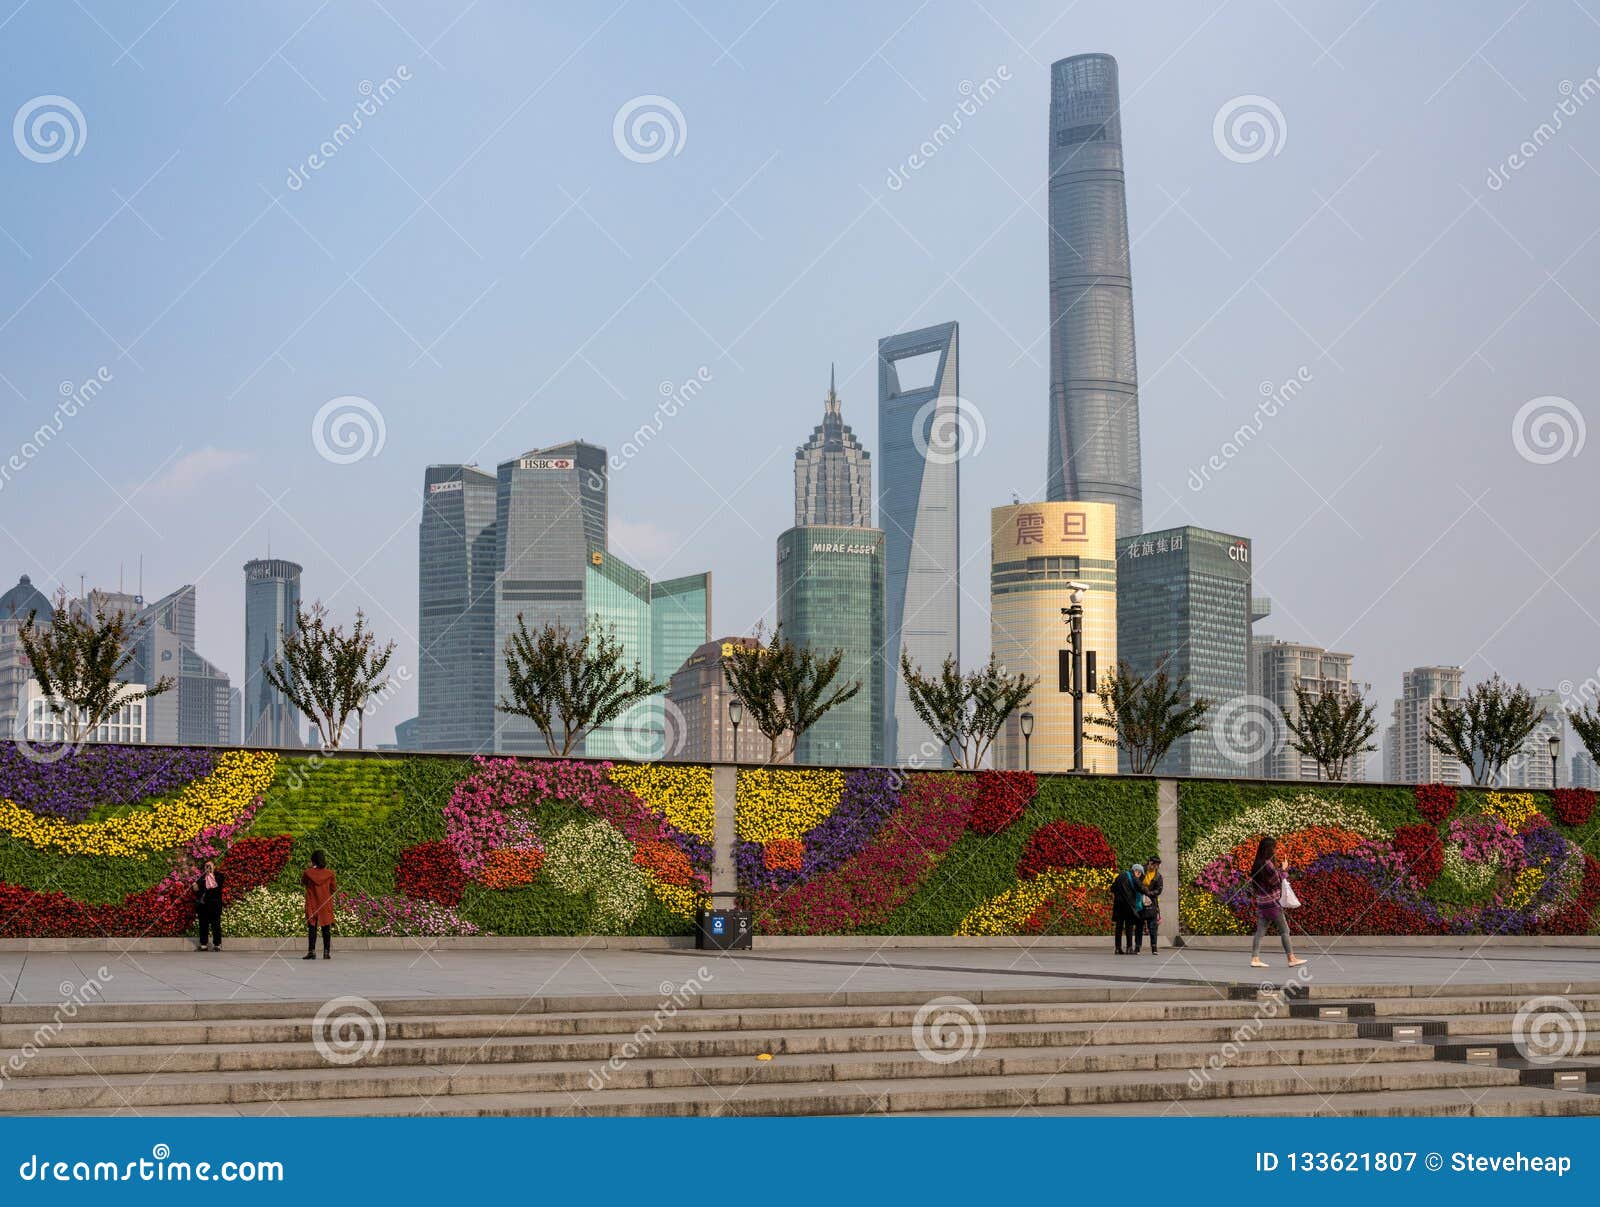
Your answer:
[194,859,225,952]
[1135,856,1164,954]
[1111,863,1144,954]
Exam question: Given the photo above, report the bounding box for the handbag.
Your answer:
[1279,877,1301,910]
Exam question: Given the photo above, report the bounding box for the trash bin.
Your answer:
[695,891,752,951]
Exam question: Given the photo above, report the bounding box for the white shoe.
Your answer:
[1250,957,1269,968]
[1286,956,1307,966]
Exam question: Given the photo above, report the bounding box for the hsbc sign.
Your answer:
[518,457,574,471]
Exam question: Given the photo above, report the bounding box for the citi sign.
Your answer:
[1229,540,1250,564]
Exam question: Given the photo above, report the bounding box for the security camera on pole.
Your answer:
[1061,581,1090,774]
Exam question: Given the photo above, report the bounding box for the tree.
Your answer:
[1087,662,1210,774]
[263,602,396,750]
[900,651,1036,768]
[1284,684,1378,781]
[1425,673,1547,786]
[1568,702,1600,772]
[16,591,173,744]
[721,626,861,763]
[498,616,663,756]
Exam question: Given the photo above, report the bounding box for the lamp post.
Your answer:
[1061,582,1089,773]
[1549,733,1561,788]
[728,698,743,765]
[1019,708,1034,772]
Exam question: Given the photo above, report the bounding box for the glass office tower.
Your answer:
[878,321,959,766]
[417,464,498,752]
[776,525,885,766]
[1046,53,1143,539]
[242,558,303,747]
[1115,526,1253,775]
[794,366,872,528]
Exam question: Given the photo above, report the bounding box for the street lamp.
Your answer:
[1061,582,1089,773]
[1549,733,1561,788]
[728,698,743,765]
[1019,708,1034,772]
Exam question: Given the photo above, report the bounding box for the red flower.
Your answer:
[1016,821,1117,879]
[760,838,804,873]
[1248,868,1439,935]
[1392,823,1443,888]
[395,840,467,906]
[969,770,1036,834]
[1414,783,1458,825]
[1551,788,1596,828]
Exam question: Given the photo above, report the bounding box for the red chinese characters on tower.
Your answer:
[1016,512,1045,546]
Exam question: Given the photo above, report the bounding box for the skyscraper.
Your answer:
[1501,689,1565,788]
[990,502,1118,774]
[794,366,872,527]
[776,525,886,766]
[1253,639,1369,780]
[1385,666,1465,784]
[0,575,53,739]
[417,464,498,752]
[130,585,232,745]
[1046,53,1143,539]
[1116,527,1255,775]
[242,558,303,747]
[879,321,960,766]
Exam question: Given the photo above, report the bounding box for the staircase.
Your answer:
[3,980,1598,1117]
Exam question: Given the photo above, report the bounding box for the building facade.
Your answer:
[416,464,498,753]
[1573,750,1600,790]
[1501,689,1566,788]
[990,502,1118,774]
[0,575,54,739]
[19,678,147,744]
[794,367,872,527]
[128,586,233,746]
[1046,53,1143,539]
[1114,526,1253,775]
[1253,639,1370,781]
[1384,666,1465,784]
[776,525,886,766]
[666,636,791,763]
[242,558,303,747]
[878,321,960,766]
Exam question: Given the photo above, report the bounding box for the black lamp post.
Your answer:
[1062,583,1088,773]
[1549,733,1561,788]
[728,698,743,765]
[1019,709,1034,772]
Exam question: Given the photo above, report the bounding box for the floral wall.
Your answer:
[1178,781,1600,936]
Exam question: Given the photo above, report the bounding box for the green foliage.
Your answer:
[251,757,414,835]
[1425,674,1549,785]
[880,775,1160,934]
[1089,662,1210,773]
[722,624,862,763]
[499,616,664,755]
[1176,779,1421,847]
[1284,684,1379,781]
[0,831,169,902]
[262,602,397,750]
[900,651,1036,768]
[17,591,172,740]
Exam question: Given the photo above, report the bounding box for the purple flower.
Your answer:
[0,744,217,821]
[737,768,901,892]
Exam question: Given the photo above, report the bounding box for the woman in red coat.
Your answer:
[302,849,337,961]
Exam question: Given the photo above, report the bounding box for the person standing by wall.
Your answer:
[302,850,337,961]
[1112,862,1144,954]
[194,859,225,952]
[1136,855,1164,954]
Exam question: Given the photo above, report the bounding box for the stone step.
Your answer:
[44,1059,1526,1117]
[903,1085,1600,1118]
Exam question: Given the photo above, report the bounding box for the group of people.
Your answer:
[192,850,340,960]
[1109,836,1305,967]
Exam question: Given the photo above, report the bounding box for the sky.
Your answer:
[1,1,1597,759]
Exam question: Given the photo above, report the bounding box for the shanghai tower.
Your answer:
[1046,53,1143,539]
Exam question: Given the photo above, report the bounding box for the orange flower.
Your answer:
[481,846,545,890]
[633,840,694,887]
[762,837,804,872]
[1226,826,1365,874]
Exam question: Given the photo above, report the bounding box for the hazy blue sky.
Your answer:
[2,1,1596,756]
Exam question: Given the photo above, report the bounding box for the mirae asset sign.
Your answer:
[811,542,879,555]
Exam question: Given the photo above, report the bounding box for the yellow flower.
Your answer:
[649,881,710,920]
[1179,886,1249,936]
[0,751,276,857]
[735,768,844,843]
[1508,866,1543,910]
[609,764,714,839]
[956,868,1114,935]
[1485,791,1542,832]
